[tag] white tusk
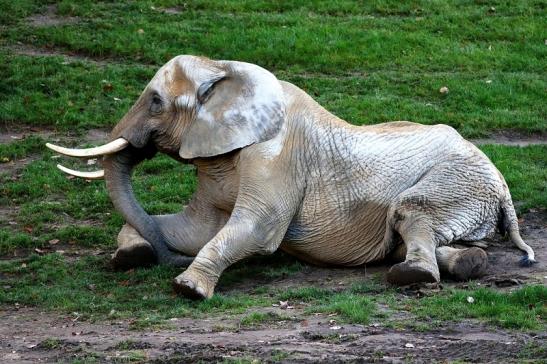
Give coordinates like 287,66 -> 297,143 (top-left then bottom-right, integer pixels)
56,164 -> 105,180
46,138 -> 129,158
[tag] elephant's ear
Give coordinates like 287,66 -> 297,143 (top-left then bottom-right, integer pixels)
179,61 -> 286,159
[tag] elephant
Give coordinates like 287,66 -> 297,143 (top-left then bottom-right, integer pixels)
47,55 -> 536,299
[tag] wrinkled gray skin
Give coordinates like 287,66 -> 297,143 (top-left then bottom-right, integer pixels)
95,56 -> 533,299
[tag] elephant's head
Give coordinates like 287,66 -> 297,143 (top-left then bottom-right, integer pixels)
46,55 -> 286,262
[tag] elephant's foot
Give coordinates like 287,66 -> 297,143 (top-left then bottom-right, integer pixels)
449,247 -> 488,281
111,244 -> 156,270
111,224 -> 156,270
387,259 -> 440,285
172,268 -> 217,300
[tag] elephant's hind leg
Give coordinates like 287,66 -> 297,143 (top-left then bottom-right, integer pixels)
389,244 -> 488,281
111,223 -> 157,270
386,214 -> 440,285
386,159 -> 504,285
436,246 -> 488,280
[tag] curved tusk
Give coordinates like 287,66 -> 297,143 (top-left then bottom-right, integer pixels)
57,164 -> 105,180
46,138 -> 129,158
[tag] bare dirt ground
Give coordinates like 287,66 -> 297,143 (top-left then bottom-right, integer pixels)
26,5 -> 79,28
0,126 -> 109,177
7,43 -> 117,67
1,211 -> 545,363
1,305 -> 545,363
0,125 -> 109,146
0,126 -> 55,145
471,130 -> 547,147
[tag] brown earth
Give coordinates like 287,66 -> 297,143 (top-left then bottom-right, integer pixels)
0,125 -> 109,146
471,130 -> 547,147
0,125 -> 55,145
8,43 -> 115,67
1,306 -> 545,363
0,126 -> 109,178
26,5 -> 79,27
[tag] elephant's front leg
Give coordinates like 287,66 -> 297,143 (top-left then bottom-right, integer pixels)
172,208 -> 292,299
111,201 -> 230,270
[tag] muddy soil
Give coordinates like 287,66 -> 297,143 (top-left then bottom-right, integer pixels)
0,125 -> 56,145
0,125 -> 109,146
26,5 -> 79,27
471,130 -> 547,147
7,43 -> 114,67
223,210 -> 547,295
1,306 -> 545,363
0,126 -> 109,176
0,211 -> 545,363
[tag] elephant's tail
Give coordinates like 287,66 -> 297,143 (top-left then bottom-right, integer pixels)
498,198 -> 536,267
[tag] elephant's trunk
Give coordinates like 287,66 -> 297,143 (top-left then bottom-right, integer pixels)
103,146 -> 169,264
47,137 -> 191,266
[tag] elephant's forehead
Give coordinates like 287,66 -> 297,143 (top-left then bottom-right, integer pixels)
150,56 -> 219,96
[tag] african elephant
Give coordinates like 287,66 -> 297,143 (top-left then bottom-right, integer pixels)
47,55 -> 536,299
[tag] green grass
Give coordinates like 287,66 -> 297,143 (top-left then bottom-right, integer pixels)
411,285 -> 547,330
270,350 -> 291,362
276,286 -> 379,324
0,251 -> 545,330
1,249 -> 377,324
0,135 -> 47,161
0,0 -> 48,25
39,338 -> 63,350
2,52 -> 545,135
0,52 -> 152,129
0,253 -> 270,324
0,148 -> 196,253
239,311 -> 287,327
114,340 -> 150,351
309,292 -> 377,324
481,145 -> 547,211
4,1 -> 545,74
1,0 -> 545,135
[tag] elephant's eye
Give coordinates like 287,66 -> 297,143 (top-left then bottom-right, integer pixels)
197,77 -> 225,104
149,94 -> 163,114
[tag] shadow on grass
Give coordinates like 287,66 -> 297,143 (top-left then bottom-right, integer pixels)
218,251 -> 305,290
